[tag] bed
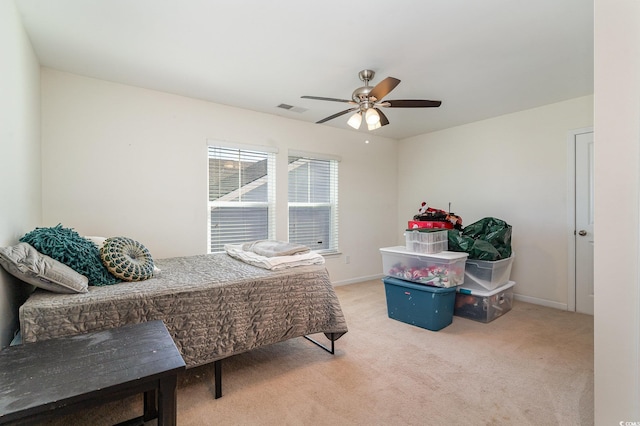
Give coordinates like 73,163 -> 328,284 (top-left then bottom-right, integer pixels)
18,252 -> 348,395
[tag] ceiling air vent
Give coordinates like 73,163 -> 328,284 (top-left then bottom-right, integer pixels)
277,104 -> 307,113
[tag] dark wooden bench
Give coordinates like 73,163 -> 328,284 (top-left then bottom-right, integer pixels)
0,320 -> 185,425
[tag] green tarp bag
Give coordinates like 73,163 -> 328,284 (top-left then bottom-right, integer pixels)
448,217 -> 512,261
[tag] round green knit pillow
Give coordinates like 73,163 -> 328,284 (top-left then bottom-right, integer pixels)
100,237 -> 154,282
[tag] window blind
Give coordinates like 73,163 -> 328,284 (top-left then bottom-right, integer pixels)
288,155 -> 339,254
208,145 -> 275,253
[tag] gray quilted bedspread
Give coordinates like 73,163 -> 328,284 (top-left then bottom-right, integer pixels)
19,253 -> 348,367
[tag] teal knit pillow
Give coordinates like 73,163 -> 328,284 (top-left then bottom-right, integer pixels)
20,224 -> 121,286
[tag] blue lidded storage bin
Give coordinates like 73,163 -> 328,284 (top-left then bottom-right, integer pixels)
383,276 -> 456,331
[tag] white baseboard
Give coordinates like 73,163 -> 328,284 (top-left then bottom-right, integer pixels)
514,293 -> 568,311
332,274 -> 384,286
332,277 -> 570,312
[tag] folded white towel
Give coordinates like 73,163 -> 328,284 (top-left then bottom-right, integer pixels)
224,244 -> 324,270
241,240 -> 310,258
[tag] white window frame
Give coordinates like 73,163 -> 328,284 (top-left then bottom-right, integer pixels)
207,141 -> 277,253
287,150 -> 340,254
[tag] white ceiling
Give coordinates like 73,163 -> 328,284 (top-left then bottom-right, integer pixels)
15,0 -> 594,140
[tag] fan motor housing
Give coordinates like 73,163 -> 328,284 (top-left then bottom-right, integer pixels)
352,86 -> 372,103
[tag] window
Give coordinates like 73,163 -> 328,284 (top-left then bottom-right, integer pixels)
208,144 -> 276,253
288,152 -> 339,254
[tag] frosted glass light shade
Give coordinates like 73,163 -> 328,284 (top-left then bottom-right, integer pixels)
367,121 -> 382,131
347,112 -> 362,129
365,108 -> 380,125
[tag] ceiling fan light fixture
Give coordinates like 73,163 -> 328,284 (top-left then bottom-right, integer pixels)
347,111 -> 362,129
302,69 -> 442,130
365,108 -> 380,125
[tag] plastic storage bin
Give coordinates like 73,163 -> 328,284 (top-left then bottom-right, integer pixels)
380,246 -> 468,287
383,277 -> 456,331
464,254 -> 515,290
454,281 -> 515,323
404,229 -> 448,254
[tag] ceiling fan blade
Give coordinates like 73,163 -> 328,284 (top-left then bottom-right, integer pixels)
384,99 -> 442,108
369,77 -> 401,101
375,108 -> 390,126
316,107 -> 359,124
301,95 -> 355,104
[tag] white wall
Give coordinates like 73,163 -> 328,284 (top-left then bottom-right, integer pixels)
41,69 -> 398,285
397,96 -> 594,308
0,0 -> 41,348
593,0 -> 640,422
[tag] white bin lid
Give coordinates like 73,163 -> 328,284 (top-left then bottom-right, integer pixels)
456,280 -> 515,296
379,246 -> 468,260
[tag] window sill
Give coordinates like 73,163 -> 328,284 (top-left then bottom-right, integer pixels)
319,251 -> 342,258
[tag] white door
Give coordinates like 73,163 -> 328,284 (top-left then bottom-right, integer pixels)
575,131 -> 594,315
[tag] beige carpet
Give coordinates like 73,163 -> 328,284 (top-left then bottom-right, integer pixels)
44,279 -> 594,426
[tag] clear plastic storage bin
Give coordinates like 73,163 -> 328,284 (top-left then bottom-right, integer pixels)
464,254 -> 514,290
404,229 -> 448,254
380,246 -> 468,288
454,281 -> 515,323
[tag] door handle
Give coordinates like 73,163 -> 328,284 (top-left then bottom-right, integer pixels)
578,230 -> 587,236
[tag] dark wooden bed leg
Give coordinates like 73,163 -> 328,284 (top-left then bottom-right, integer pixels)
214,359 -> 222,399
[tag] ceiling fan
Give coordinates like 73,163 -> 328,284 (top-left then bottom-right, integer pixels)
301,69 -> 441,131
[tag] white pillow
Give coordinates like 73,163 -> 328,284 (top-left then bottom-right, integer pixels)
0,242 -> 88,294
85,235 -> 107,250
